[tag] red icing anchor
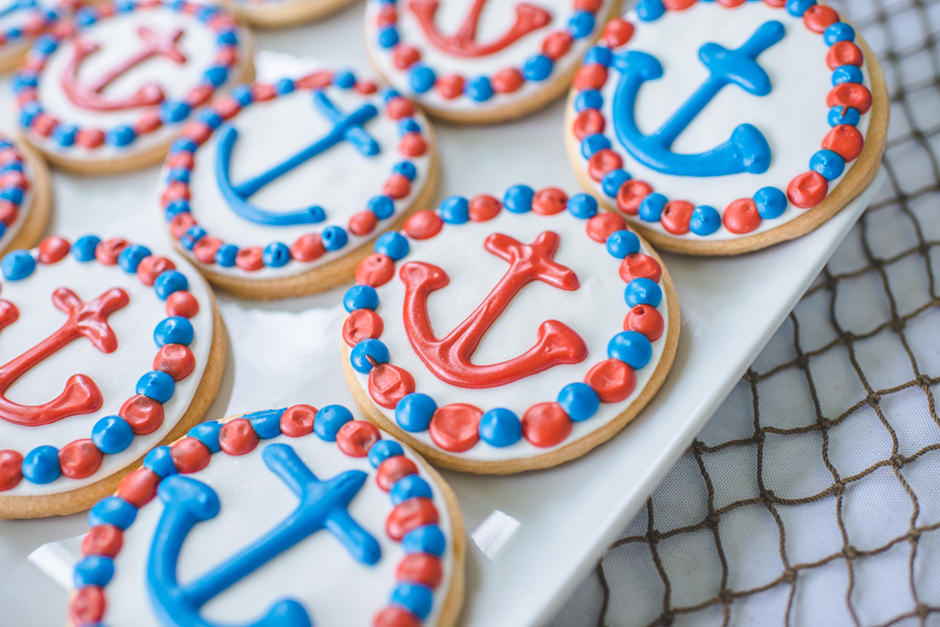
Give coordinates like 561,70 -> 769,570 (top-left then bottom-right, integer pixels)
0,287 -> 130,427
400,231 -> 587,389
408,0 -> 551,57
61,26 -> 187,111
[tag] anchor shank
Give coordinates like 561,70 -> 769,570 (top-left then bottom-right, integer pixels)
454,0 -> 487,42
652,78 -> 723,150
0,324 -> 81,395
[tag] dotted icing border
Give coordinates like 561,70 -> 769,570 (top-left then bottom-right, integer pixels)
13,0 -> 244,153
570,0 -> 872,238
161,70 -> 431,273
0,136 -> 32,243
369,0 -> 605,105
69,405 -> 451,627
0,235 -> 205,491
0,0 -> 77,51
343,185 -> 669,455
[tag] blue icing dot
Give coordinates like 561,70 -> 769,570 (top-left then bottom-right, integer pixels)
580,134 -> 611,159
91,415 -> 133,454
74,556 -> 114,588
584,46 -> 613,67
567,193 -> 598,219
350,339 -> 389,373
636,0 -> 665,22
159,100 -> 190,123
639,193 -> 667,222
375,232 -> 409,260
786,0 -> 816,18
690,205 -> 721,236
88,496 -> 136,529
828,106 -> 860,127
369,195 -> 396,219
321,226 -> 348,251
188,421 -> 222,453
1,250 -> 35,280
606,230 -> 640,258
368,440 -> 404,468
567,11 -> 595,39
314,405 -> 353,441
378,26 -> 399,49
334,70 -> 356,88
465,76 -> 494,102
608,331 -> 653,369
117,244 -> 151,273
248,409 -> 282,439
832,65 -> 863,86
22,445 -> 60,484
574,89 -> 602,112
402,525 -> 446,556
344,285 -> 379,312
391,583 -> 434,620
602,169 -> 631,198
625,277 -> 663,308
503,185 -> 534,213
53,124 -> 77,147
440,196 -> 470,224
106,125 -> 135,147
478,408 -> 522,447
393,161 -> 417,181
754,187 -> 788,220
557,382 -> 599,422
274,78 -> 295,95
154,316 -> 194,347
143,446 -> 176,477
154,270 -> 189,299
215,244 -> 238,267
811,149 -> 846,180
825,22 -> 855,46
409,65 -> 436,93
136,370 -> 175,403
390,475 -> 432,505
395,393 -> 436,432
523,54 -> 553,81
263,242 -> 290,268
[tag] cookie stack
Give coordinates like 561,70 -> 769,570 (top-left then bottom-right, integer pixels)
0,0 -> 887,625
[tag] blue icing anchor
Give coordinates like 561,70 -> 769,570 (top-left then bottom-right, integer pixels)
0,0 -> 37,19
147,442 -> 381,627
611,20 -> 786,178
215,91 -> 381,227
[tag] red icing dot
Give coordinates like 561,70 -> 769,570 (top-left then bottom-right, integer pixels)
369,364 -> 416,409
349,210 -> 379,236
436,74 -> 465,99
404,210 -> 443,239
823,125 -> 864,161
251,83 -> 277,101
356,253 -> 396,287
374,606 -> 421,627
585,358 -> 636,403
280,404 -> 317,437
762,0 -> 786,6
574,0 -> 601,10
723,198 -> 762,234
587,148 -> 623,182
826,83 -> 872,114
59,439 -> 103,479
616,180 -> 653,215
469,194 -> 502,221
383,174 -> 412,199
186,84 -> 214,107
120,395 -> 164,435
0,449 -> 23,491
69,585 -> 105,626
0,171 -> 27,190
235,247 -> 264,271
573,108 -> 605,140
491,68 -> 523,93
291,233 -> 326,262
665,0 -> 698,8
171,437 -> 211,473
586,211 -> 626,243
716,0 -> 745,6
166,291 -> 199,318
171,151 -> 197,171
76,128 -> 105,149
295,71 -> 333,89
154,344 -> 195,381
95,238 -> 129,265
386,498 -> 439,541
624,304 -> 664,341
116,468 -> 160,507
532,187 -> 567,215
182,121 -> 211,145
137,255 -> 176,286
213,96 -> 241,120
343,309 -> 385,346
787,171 -> 829,209
386,97 -> 415,120
826,41 -> 863,70
376,4 -> 397,26
81,524 -> 123,557
619,253 -> 662,283
541,31 -> 573,60
399,133 -> 427,157
336,420 -> 381,458
31,113 -> 57,137
356,80 -> 378,95
573,64 -> 608,90
162,181 -> 191,206
169,214 -> 195,239
392,45 -> 421,70
0,201 -> 17,226
376,455 -> 418,491
803,5 -> 839,32
660,200 -> 693,235
219,418 -> 260,456
522,402 -> 572,448
37,236 -> 69,263
396,553 -> 443,588
429,404 -> 482,452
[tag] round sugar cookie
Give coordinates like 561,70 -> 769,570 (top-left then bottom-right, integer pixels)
0,133 -> 53,256
0,0 -> 77,74
0,235 -> 226,519
68,406 -> 465,627
223,0 -> 357,28
341,185 -> 679,473
13,0 -> 254,174
159,70 -> 438,300
364,0 -> 622,123
564,0 -> 888,255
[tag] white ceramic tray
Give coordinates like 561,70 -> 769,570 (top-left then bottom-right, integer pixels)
0,7 -> 886,625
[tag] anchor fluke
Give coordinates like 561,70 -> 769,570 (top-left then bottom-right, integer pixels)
730,123 -> 771,174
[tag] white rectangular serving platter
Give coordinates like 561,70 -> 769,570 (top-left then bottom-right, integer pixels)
0,6 -> 886,625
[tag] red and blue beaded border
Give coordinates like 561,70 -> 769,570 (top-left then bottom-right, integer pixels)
161,70 -> 431,274
68,405 -> 451,627
0,235 -> 204,492
370,0 -> 606,104
0,137 -> 32,242
13,0 -> 243,152
343,185 -> 669,454
570,0 -> 872,237
0,0 -> 78,51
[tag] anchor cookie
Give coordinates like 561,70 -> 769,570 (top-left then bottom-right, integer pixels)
0,235 -> 225,518
68,406 -> 465,627
365,0 -> 622,122
223,0 -> 357,29
0,0 -> 77,73
0,133 -> 53,257
13,0 -> 254,174
159,70 -> 438,300
341,185 -> 679,473
565,0 -> 888,255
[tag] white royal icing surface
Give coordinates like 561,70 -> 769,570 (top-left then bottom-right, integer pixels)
177,83 -> 433,280
575,3 -> 872,241
365,0 -> 615,112
352,208 -> 671,462
0,141 -> 34,254
33,6 -> 249,160
102,430 -> 455,626
0,246 -> 214,496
